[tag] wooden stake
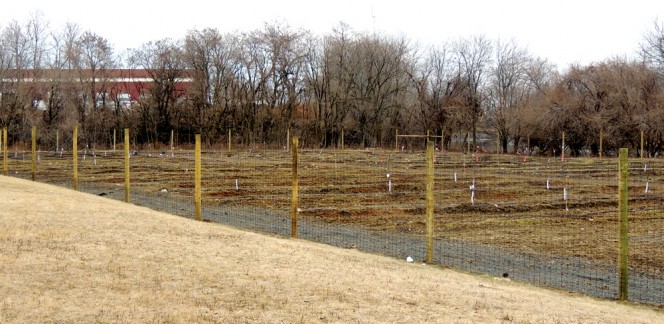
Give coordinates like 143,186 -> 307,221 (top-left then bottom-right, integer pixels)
31,126 -> 36,181
3,128 -> 7,176
467,131 -> 471,155
170,129 -> 174,152
640,129 -> 644,159
441,129 -> 444,151
561,131 -> 565,161
73,126 -> 78,190
291,136 -> 299,238
618,148 -> 629,301
228,129 -> 232,152
124,128 -> 130,203
395,129 -> 399,151
195,134 -> 202,221
599,128 -> 603,160
425,140 -> 435,264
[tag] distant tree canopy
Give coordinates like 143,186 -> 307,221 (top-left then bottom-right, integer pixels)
1,15 -> 664,156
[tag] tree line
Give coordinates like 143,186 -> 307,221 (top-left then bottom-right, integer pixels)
1,13 -> 664,156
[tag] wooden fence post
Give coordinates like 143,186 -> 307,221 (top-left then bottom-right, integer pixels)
228,129 -> 232,152
113,129 -> 116,151
31,126 -> 36,181
640,129 -> 644,159
618,148 -> 629,301
286,128 -> 290,152
426,140 -> 435,264
195,134 -> 202,221
124,128 -> 130,203
3,128 -> 7,176
341,128 -> 344,150
441,129 -> 445,151
291,136 -> 299,238
561,131 -> 565,161
170,129 -> 174,155
467,131 -> 471,155
395,129 -> 399,151
73,126 -> 78,190
599,128 -> 603,160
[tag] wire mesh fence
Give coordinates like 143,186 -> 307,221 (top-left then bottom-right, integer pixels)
2,130 -> 663,306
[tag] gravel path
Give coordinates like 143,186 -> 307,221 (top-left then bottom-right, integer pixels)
67,182 -> 664,306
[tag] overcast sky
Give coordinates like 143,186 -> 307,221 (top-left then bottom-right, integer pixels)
1,0 -> 663,70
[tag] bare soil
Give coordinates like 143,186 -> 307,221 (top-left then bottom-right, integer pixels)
14,148 -> 663,275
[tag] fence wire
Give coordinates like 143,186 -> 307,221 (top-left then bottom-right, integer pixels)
2,139 -> 663,306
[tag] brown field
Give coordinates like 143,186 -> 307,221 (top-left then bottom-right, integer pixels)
1,176 -> 663,323
11,147 -> 664,276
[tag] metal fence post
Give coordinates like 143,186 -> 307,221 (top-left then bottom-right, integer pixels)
291,136 -> 299,239
426,140 -> 435,264
618,147 -> 629,301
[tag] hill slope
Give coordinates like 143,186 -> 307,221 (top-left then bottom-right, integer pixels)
0,176 -> 661,323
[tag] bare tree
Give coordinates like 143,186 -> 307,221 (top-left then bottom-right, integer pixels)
0,20 -> 32,142
351,33 -> 410,147
453,35 -> 493,149
640,19 -> 664,77
488,39 -> 530,153
130,38 -> 185,145
26,11 -> 49,70
406,44 -> 460,148
304,22 -> 361,147
70,31 -> 114,147
257,21 -> 308,144
184,28 -> 242,142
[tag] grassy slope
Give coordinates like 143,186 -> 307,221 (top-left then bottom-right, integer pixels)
0,176 -> 662,323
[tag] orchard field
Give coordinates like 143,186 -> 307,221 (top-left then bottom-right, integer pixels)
7,146 -> 663,278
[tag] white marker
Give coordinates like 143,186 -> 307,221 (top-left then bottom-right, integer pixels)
387,173 -> 392,192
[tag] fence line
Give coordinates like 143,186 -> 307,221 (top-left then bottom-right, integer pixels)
1,127 -> 662,305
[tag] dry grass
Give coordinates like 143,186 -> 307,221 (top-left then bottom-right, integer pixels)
0,176 -> 662,323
